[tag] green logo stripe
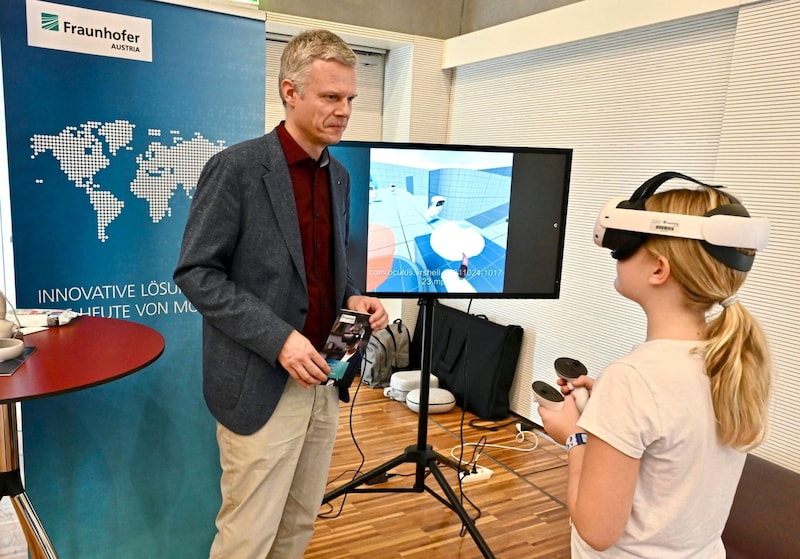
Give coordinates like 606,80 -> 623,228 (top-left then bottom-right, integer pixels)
41,13 -> 59,32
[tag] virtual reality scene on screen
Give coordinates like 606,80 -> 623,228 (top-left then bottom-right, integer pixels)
331,141 -> 571,299
365,147 -> 512,295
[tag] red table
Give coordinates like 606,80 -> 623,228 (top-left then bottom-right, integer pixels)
0,317 -> 165,559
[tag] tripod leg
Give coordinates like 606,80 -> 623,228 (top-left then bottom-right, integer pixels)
322,452 -> 411,503
426,461 -> 495,559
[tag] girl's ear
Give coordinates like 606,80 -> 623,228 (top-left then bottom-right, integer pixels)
649,254 -> 671,286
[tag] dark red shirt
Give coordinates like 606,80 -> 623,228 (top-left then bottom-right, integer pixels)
276,123 -> 336,350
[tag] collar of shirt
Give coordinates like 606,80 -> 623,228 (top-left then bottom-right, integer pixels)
276,121 -> 330,168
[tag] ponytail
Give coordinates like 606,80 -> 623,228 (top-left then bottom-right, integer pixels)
704,301 -> 771,450
644,187 -> 772,451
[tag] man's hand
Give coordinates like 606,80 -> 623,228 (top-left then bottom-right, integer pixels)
346,295 -> 389,331
278,330 -> 331,388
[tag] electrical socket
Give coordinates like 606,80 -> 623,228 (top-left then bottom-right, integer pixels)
460,465 -> 493,484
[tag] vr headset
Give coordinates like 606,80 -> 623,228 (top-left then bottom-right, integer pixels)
593,172 -> 770,271
341,328 -> 363,344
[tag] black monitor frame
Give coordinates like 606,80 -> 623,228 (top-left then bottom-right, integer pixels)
331,140 -> 572,299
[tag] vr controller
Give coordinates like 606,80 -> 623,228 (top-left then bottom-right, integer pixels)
532,357 -> 589,413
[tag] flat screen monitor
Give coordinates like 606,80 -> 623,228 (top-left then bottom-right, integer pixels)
330,141 -> 572,299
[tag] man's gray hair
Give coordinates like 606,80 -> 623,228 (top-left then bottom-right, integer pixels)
279,29 -> 358,106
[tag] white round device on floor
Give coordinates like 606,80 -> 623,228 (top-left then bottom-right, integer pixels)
406,388 -> 456,414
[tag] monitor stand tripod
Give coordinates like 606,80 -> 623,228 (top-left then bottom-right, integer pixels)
322,297 -> 495,558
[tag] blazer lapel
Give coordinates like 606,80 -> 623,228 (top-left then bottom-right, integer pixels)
261,133 -> 306,288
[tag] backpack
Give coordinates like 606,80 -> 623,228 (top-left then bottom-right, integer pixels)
362,318 -> 412,388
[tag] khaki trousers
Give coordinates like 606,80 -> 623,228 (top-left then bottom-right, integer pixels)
209,381 -> 340,559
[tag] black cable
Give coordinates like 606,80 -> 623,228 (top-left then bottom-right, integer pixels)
468,418 -> 518,431
454,298 -> 482,531
459,492 -> 483,537
469,436 -> 486,469
318,357 -> 369,519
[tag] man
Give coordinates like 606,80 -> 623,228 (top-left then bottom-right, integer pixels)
174,29 -> 388,559
337,336 -> 364,397
340,339 -> 362,364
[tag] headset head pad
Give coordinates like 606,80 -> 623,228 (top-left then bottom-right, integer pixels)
593,172 -> 769,271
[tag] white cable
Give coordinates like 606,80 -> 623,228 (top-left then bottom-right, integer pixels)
449,428 -> 539,466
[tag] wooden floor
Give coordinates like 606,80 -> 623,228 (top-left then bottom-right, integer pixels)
1,380 -> 571,559
307,380 -> 571,559
0,502 -> 26,559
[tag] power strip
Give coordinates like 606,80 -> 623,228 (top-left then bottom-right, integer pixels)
459,465 -> 493,484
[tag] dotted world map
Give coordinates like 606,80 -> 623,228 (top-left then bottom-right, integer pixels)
30,119 -> 227,241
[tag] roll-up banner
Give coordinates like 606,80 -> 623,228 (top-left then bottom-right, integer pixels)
0,0 -> 265,555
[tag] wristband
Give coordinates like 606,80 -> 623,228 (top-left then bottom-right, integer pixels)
565,432 -> 588,452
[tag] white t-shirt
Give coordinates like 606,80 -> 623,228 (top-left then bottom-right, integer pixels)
573,339 -> 746,559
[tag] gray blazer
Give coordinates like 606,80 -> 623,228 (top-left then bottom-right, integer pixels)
174,130 -> 360,435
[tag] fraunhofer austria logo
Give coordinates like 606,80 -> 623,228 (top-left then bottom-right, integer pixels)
26,0 -> 153,62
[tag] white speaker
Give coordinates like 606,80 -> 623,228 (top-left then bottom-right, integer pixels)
384,370 -> 439,403
406,387 -> 456,414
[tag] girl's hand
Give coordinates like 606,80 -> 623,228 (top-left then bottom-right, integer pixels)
556,375 -> 595,396
538,394 -> 582,445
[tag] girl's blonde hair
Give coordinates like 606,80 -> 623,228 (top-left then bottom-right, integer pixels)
644,187 -> 771,450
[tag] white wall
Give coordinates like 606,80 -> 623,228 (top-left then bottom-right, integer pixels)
443,0 -> 758,68
442,0 -> 800,472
